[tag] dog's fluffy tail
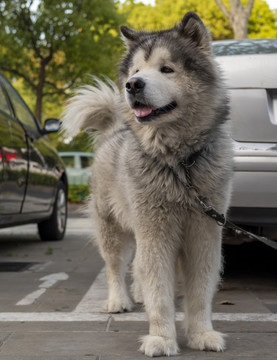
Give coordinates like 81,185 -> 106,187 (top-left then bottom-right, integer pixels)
62,77 -> 122,137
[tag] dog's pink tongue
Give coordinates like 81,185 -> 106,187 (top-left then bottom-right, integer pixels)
134,107 -> 152,118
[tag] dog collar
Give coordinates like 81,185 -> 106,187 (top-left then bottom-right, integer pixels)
180,148 -> 205,168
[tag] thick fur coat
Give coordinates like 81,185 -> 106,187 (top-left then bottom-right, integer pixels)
62,12 -> 233,357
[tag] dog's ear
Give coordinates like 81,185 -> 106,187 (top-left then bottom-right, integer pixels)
121,26 -> 140,49
177,12 -> 211,53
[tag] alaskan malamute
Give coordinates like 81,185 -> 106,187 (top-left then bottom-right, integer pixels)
63,12 -> 232,357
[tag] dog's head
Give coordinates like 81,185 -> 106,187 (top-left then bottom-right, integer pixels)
119,12 -> 218,125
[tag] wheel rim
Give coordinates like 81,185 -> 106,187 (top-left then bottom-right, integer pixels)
57,188 -> 67,233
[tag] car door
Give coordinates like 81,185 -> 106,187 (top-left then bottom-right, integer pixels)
0,78 -> 28,215
1,76 -> 58,213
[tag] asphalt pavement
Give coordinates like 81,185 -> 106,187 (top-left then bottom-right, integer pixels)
0,202 -> 277,359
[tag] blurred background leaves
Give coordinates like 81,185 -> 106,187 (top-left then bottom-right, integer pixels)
0,0 -> 276,152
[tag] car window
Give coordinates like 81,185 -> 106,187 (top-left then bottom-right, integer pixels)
61,156 -> 75,168
0,85 -> 11,116
80,156 -> 93,168
213,39 -> 277,56
0,76 -> 38,133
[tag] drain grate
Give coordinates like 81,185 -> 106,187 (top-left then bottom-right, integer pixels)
0,262 -> 37,272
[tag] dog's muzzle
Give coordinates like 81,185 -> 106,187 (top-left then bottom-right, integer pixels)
125,76 -> 177,122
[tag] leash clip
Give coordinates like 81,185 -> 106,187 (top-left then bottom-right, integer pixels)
204,207 -> 227,226
195,196 -> 226,226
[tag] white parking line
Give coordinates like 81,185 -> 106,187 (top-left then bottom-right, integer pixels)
0,311 -> 276,323
16,273 -> 69,306
0,312 -> 109,322
1,267 -> 277,322
73,267 -> 107,313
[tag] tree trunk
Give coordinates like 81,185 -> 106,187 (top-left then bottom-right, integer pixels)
215,0 -> 255,39
230,0 -> 250,39
35,60 -> 46,123
232,13 -> 248,39
35,90 -> 43,124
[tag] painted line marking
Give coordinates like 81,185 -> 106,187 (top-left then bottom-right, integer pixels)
16,288 -> 47,306
16,272 -> 69,306
0,312 -> 109,322
0,267 -> 276,322
0,312 -> 276,323
73,267 -> 107,313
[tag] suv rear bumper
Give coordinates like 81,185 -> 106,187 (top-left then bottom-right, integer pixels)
228,207 -> 277,226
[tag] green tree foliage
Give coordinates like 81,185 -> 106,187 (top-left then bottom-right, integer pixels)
0,0 -> 125,123
155,0 -> 233,39
55,130 -> 93,152
120,0 -> 276,40
119,0 -> 160,30
120,0 -> 233,39
248,0 -> 277,38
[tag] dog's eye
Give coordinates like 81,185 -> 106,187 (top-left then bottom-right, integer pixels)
161,66 -> 174,74
135,69 -> 139,73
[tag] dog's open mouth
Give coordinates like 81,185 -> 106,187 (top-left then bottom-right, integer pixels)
133,101 -> 177,122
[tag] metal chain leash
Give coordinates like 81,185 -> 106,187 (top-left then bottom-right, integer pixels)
172,160 -> 277,250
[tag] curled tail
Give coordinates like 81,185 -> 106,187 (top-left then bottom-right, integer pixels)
62,78 -> 122,137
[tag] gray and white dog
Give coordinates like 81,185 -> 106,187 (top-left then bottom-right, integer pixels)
63,12 -> 233,357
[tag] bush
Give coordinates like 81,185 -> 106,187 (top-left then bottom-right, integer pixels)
68,184 -> 90,203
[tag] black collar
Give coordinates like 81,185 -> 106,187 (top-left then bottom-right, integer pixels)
180,148 -> 205,168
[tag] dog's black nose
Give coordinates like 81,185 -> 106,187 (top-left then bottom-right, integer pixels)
126,77 -> 145,95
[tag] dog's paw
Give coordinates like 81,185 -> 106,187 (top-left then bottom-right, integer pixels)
187,330 -> 226,352
104,296 -> 133,313
139,335 -> 179,357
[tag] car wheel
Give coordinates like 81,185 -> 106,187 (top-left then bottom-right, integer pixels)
38,182 -> 67,241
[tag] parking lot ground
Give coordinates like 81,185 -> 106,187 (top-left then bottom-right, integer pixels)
0,203 -> 277,359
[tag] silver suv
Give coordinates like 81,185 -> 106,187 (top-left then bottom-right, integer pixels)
214,39 -> 277,240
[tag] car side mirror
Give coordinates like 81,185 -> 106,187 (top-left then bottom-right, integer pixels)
41,118 -> 62,134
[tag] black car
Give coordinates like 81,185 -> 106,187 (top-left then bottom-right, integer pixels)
0,73 -> 68,240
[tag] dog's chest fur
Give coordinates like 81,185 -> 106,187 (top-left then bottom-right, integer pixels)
92,123 -> 231,232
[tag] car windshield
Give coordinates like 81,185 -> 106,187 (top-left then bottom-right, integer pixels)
81,156 -> 93,168
212,39 -> 277,56
61,156 -> 74,168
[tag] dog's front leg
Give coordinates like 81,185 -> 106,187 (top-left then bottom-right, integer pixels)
95,214 -> 134,313
134,233 -> 179,357
182,218 -> 226,352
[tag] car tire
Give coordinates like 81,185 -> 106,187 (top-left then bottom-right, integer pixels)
38,181 -> 67,241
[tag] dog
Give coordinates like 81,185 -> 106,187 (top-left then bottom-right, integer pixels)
62,12 -> 233,357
